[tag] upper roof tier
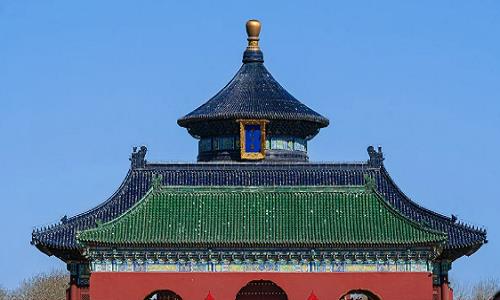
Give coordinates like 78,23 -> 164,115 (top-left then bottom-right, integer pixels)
177,20 -> 329,139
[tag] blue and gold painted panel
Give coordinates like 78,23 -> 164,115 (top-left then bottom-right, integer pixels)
244,124 -> 262,153
239,119 -> 268,160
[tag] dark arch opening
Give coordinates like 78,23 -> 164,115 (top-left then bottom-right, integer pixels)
145,290 -> 182,300
236,280 -> 288,300
339,290 -> 380,300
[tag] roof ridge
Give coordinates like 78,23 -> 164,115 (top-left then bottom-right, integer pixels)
144,161 -> 370,166
156,185 -> 367,193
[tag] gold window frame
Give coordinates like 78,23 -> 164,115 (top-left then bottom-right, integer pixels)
238,119 -> 268,160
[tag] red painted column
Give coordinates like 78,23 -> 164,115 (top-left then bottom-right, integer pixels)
433,285 -> 441,300
433,282 -> 454,300
441,282 -> 453,300
68,282 -> 79,300
90,272 -> 435,300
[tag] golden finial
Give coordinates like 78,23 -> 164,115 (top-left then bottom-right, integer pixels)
246,19 -> 261,51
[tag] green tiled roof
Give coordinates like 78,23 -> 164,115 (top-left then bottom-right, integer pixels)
77,186 -> 447,248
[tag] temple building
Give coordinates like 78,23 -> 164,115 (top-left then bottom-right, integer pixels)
31,20 -> 487,300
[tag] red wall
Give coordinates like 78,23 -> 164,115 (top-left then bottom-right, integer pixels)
90,272 -> 434,300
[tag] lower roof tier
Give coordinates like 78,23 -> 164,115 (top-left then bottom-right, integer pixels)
77,185 -> 446,248
32,161 -> 486,261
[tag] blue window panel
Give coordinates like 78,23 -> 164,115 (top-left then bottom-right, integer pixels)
294,138 -> 307,152
221,136 -> 235,150
245,124 -> 261,153
199,138 -> 212,152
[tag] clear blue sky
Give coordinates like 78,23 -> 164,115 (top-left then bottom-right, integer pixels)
0,0 -> 499,290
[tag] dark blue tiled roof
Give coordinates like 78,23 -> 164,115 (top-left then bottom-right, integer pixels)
177,61 -> 329,129
32,162 -> 486,258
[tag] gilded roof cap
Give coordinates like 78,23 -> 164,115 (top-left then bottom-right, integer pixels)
243,19 -> 264,63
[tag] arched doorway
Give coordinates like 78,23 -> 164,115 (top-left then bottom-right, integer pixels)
236,280 -> 288,300
339,290 -> 380,300
145,290 -> 182,300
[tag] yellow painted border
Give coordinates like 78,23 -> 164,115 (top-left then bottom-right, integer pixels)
238,119 -> 268,160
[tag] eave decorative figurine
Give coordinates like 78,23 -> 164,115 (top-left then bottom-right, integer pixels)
32,19 -> 486,300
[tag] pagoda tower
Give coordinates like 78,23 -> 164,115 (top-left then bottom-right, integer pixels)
177,19 -> 328,162
32,20 -> 486,300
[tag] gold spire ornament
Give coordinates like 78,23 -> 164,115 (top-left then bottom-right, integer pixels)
246,19 -> 261,51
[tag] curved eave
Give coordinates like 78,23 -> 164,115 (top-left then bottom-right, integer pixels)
378,165 -> 487,254
441,242 -> 486,261
177,113 -> 329,129
31,168 -> 136,259
177,62 -> 329,130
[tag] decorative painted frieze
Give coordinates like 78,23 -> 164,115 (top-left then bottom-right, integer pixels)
87,249 -> 435,273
